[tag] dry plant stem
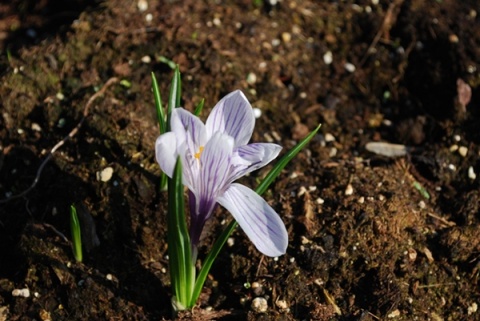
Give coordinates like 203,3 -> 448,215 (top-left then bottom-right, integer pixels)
0,77 -> 119,204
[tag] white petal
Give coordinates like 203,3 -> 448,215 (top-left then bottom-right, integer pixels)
171,108 -> 207,158
217,183 -> 288,257
206,90 -> 255,147
230,143 -> 282,182
155,132 -> 178,177
195,132 -> 234,220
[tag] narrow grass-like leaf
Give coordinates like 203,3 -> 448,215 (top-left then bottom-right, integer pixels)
192,124 -> 322,305
193,98 -> 205,116
167,65 -> 181,131
70,204 -> 83,262
157,56 -> 177,70
168,158 -> 195,309
151,72 -> 166,134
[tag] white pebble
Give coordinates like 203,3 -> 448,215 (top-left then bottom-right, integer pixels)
227,237 -> 235,247
145,13 -> 153,22
276,299 -> 289,310
137,0 -> 148,12
467,302 -> 478,315
345,184 -> 354,196
358,196 -> 365,204
12,288 -> 30,298
213,17 -> 221,26
453,134 -> 461,142
324,133 -> 335,142
106,274 -> 113,281
448,164 -> 456,171
418,200 -> 426,209
458,146 -> 468,157
251,297 -> 268,313
31,123 -> 42,132
96,167 -> 114,182
316,197 -> 325,204
141,55 -> 151,64
246,72 -> 257,85
323,51 -> 333,65
468,166 -> 476,180
344,62 -> 356,73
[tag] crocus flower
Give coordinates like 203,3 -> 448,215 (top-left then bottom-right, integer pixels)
155,90 -> 288,257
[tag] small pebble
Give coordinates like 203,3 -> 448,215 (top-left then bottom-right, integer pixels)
227,237 -> 235,247
31,123 -> 42,132
358,196 -> 365,204
345,184 -> 354,196
141,55 -> 151,63
467,302 -> 478,315
12,288 -> 30,298
344,62 -> 356,73
449,144 -> 459,152
276,299 -> 289,311
246,72 -> 257,85
458,146 -> 468,157
96,167 -> 114,182
323,51 -> 333,65
418,200 -> 426,209
145,13 -> 153,22
106,274 -> 113,281
468,166 -> 476,180
281,32 -> 291,43
387,309 -> 400,318
251,297 -> 268,313
324,133 -> 335,142
316,197 -> 325,205
448,164 -> 456,171
137,0 -> 148,12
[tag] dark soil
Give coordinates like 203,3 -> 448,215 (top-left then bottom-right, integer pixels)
1,0 -> 479,320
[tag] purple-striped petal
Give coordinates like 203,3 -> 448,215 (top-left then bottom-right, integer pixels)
155,132 -> 178,177
206,90 -> 255,147
195,132 -> 234,222
171,108 -> 207,159
217,183 -> 288,257
229,143 -> 282,182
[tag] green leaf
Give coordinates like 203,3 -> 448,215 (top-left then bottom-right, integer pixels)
157,56 -> 177,70
193,98 -> 205,116
167,65 -> 181,131
151,72 -> 166,134
167,158 -> 195,309
192,123 -> 322,305
70,204 -> 83,262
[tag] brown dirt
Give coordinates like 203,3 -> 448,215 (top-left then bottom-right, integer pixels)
1,0 -> 479,320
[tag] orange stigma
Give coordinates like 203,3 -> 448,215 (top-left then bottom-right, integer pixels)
194,146 -> 204,159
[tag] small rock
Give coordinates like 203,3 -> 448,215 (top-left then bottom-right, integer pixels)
251,297 -> 268,313
281,32 -> 291,43
345,184 -> 353,196
458,146 -> 468,157
252,108 -> 262,119
141,55 -> 151,63
468,166 -> 476,180
96,167 -> 114,182
246,72 -> 257,85
276,299 -> 289,311
344,62 -> 356,73
12,288 -> 30,298
137,0 -> 148,11
323,51 -> 333,64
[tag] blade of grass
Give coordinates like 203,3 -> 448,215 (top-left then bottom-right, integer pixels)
151,72 -> 166,134
167,65 -> 181,131
168,158 -> 195,309
191,124 -> 322,304
193,98 -> 205,116
70,204 -> 83,262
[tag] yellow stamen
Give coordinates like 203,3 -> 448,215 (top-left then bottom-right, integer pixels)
194,146 -> 204,159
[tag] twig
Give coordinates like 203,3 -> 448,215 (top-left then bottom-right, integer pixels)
0,77 -> 119,204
